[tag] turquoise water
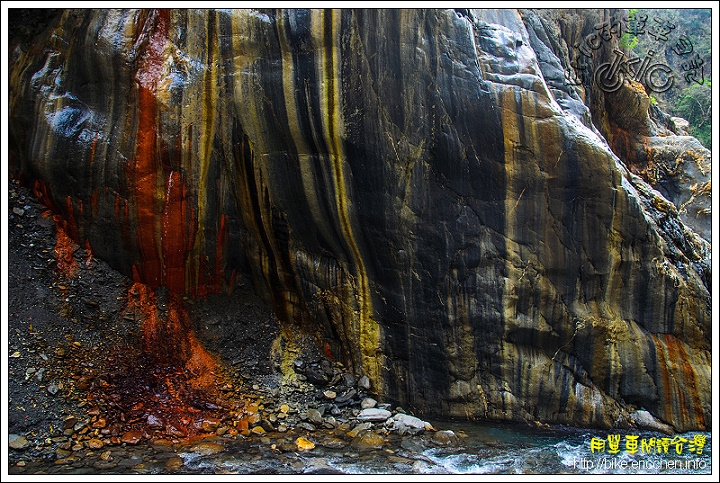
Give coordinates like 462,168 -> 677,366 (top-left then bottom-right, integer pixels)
12,419 -> 710,475
175,420 -> 712,475
405,420 -> 712,475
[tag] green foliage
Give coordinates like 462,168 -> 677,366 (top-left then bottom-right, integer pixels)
675,81 -> 712,149
620,32 -> 638,51
620,9 -> 639,51
628,9 -> 712,151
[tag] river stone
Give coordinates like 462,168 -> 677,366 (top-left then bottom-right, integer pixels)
147,414 -> 163,428
165,456 -> 183,471
631,410 -> 674,435
432,430 -> 459,446
165,425 -> 187,438
357,408 -> 391,422
392,421 -> 409,436
201,418 -> 221,432
297,422 -> 316,432
9,434 -> 29,450
352,430 -> 384,448
357,376 -> 371,390
393,413 -> 427,430
335,389 -> 357,404
87,438 -> 104,449
117,455 -> 143,467
295,437 -> 315,451
120,430 -> 143,445
306,408 -> 323,424
347,422 -> 373,438
343,374 -> 357,387
360,397 -> 377,409
63,416 -> 79,429
320,436 -> 347,449
401,437 -> 427,453
189,442 -> 224,455
55,456 -> 79,465
92,417 -> 107,429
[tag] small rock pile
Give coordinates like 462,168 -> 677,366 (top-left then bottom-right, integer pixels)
226,353 -> 447,445
7,177 -> 461,473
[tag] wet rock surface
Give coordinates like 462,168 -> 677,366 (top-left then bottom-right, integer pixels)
7,177 -> 455,474
6,180 -> 712,476
7,7 -> 711,439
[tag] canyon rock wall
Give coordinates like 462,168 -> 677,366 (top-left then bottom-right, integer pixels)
8,8 -> 711,431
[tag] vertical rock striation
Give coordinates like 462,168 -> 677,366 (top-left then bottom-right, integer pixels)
8,8 -> 710,431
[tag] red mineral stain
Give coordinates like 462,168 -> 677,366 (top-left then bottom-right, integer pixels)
26,11 -> 243,443
32,179 -> 60,213
64,196 -> 81,242
662,334 -> 706,429
325,341 -> 334,361
91,188 -> 99,216
88,281 -> 245,440
125,9 -> 170,289
651,334 -> 674,422
54,220 -> 78,280
162,171 -> 188,292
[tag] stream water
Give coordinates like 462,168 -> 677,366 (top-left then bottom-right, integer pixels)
13,419 -> 709,476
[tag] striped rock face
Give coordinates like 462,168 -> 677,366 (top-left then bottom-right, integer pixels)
9,9 -> 710,431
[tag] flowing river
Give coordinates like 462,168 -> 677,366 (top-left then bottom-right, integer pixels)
12,420 -> 710,476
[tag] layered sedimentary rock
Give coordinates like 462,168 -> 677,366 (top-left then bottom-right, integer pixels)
8,8 -> 711,431
522,8 -> 712,241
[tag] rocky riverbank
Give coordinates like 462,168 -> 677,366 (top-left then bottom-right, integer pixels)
7,177 -> 461,475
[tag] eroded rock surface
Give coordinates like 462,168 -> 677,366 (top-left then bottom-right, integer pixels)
8,8 -> 711,431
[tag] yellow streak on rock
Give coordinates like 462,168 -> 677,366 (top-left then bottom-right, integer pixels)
194,12 -> 218,290
277,14 -> 336,249
315,9 -> 382,392
498,87 -> 523,334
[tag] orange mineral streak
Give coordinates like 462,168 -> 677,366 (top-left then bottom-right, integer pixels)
126,282 -> 220,393
127,10 -> 169,289
161,170 -> 197,293
54,219 -> 79,280
31,181 -> 81,279
126,10 -> 215,296
64,195 -> 81,242
609,125 -> 637,166
662,334 -> 706,429
109,281 -> 244,441
653,334 -> 706,430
